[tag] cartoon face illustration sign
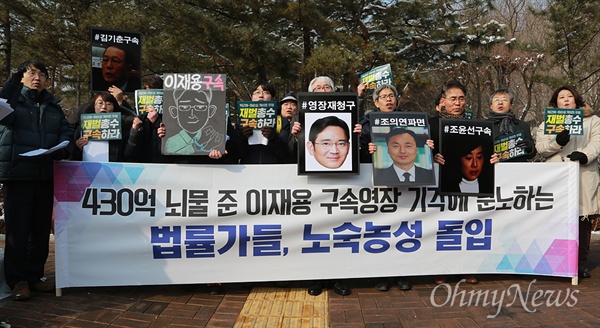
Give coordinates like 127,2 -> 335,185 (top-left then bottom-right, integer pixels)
161,73 -> 227,155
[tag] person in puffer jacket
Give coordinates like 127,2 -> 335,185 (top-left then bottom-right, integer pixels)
0,60 -> 74,301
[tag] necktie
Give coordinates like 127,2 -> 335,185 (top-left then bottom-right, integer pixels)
402,172 -> 411,182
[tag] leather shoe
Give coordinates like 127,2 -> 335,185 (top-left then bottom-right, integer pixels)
30,278 -> 55,293
12,281 -> 30,301
464,276 -> 479,284
397,277 -> 412,291
434,276 -> 447,284
579,267 -> 591,278
374,279 -> 391,291
333,282 -> 351,296
307,283 -> 322,296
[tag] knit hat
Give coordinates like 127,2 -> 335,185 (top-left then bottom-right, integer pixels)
281,91 -> 297,103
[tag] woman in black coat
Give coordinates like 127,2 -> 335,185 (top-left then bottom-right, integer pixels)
71,92 -> 135,162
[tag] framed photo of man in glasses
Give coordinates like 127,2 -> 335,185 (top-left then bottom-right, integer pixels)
297,92 -> 359,175
90,27 -> 142,93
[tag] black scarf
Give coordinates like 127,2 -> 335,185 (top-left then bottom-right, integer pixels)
488,111 -> 518,135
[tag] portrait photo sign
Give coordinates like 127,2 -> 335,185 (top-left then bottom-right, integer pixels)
90,27 -> 142,93
297,92 -> 359,175
370,112 -> 434,186
439,119 -> 495,197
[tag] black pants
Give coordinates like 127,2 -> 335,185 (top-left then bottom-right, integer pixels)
3,181 -> 53,288
579,217 -> 592,268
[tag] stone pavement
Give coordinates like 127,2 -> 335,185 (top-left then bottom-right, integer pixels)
0,240 -> 598,328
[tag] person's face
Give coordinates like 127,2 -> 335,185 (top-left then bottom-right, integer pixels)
175,91 -> 212,134
374,88 -> 397,112
387,133 -> 417,170
311,81 -> 333,92
441,88 -> 466,115
102,46 -> 130,86
306,125 -> 349,169
21,66 -> 48,92
557,89 -> 576,109
490,93 -> 511,113
94,97 -> 115,113
460,145 -> 484,181
251,86 -> 273,101
281,101 -> 297,120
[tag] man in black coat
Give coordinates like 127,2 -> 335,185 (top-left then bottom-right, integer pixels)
0,60 -> 73,301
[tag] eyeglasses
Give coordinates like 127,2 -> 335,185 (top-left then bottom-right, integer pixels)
94,101 -> 114,108
252,90 -> 271,96
492,97 -> 510,103
314,141 -> 348,149
377,93 -> 396,100
313,85 -> 333,92
178,105 -> 208,112
26,70 -> 47,79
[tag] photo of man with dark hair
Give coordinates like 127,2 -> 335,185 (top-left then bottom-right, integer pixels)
306,115 -> 351,170
374,128 -> 434,184
90,28 -> 142,93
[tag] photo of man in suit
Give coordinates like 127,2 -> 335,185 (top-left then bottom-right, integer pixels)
374,128 -> 434,184
92,43 -> 141,93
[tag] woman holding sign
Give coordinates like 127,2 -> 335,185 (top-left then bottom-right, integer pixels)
535,86 -> 600,279
71,92 -> 136,162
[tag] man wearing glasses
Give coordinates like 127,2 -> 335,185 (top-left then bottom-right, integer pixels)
359,84 -> 399,163
487,88 -> 536,161
0,60 -> 73,300
308,76 -> 335,92
99,44 -> 141,93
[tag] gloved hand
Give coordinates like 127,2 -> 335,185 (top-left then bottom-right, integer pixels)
241,125 -> 253,138
516,139 -> 533,153
9,70 -> 24,82
556,129 -> 570,146
261,126 -> 279,142
567,151 -> 588,164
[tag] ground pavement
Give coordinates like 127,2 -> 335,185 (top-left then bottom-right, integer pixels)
0,239 -> 598,328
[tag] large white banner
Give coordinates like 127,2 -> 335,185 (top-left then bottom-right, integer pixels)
53,162 -> 579,288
